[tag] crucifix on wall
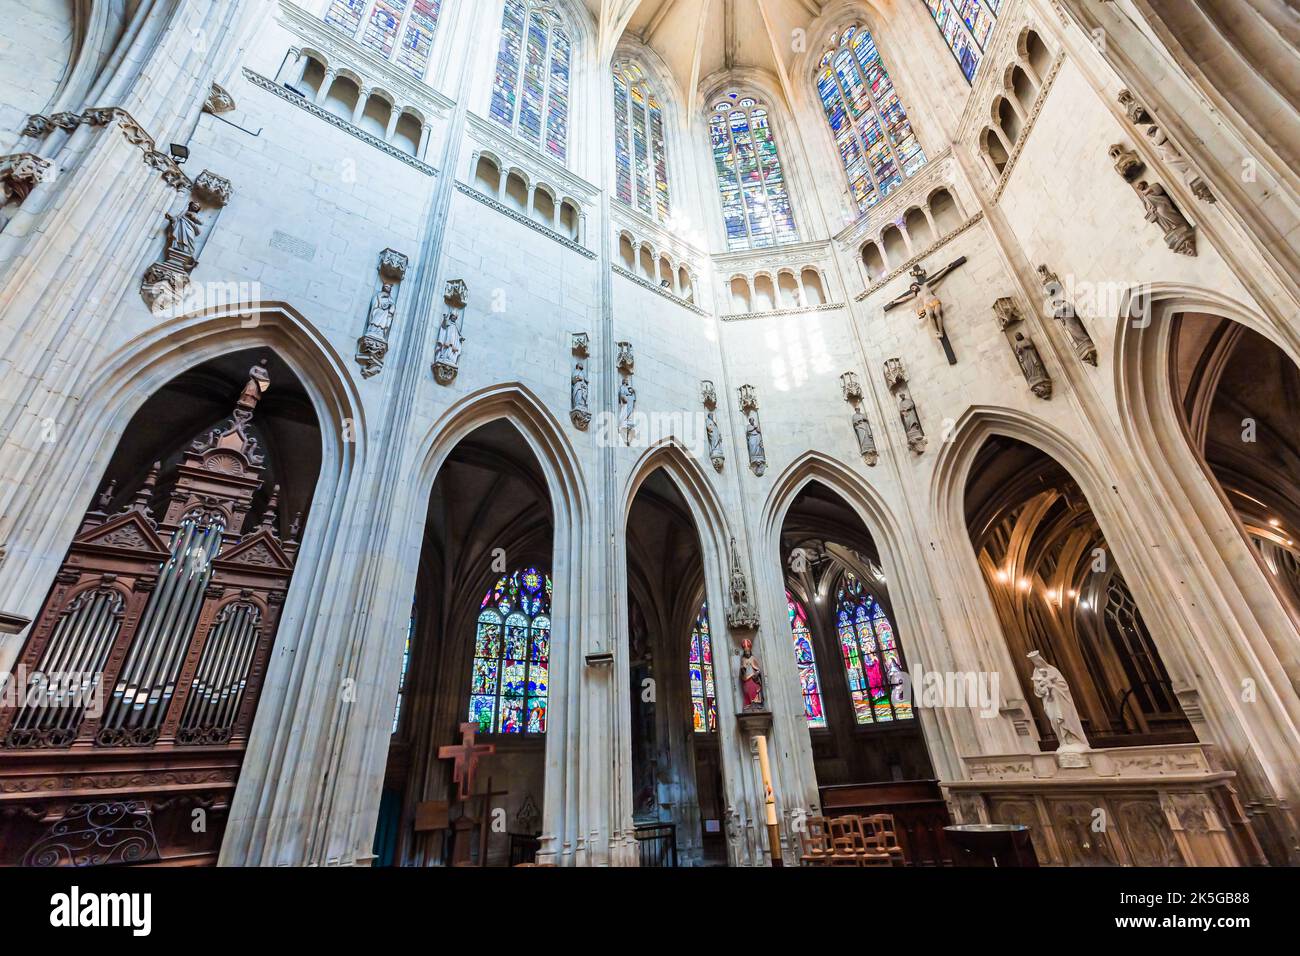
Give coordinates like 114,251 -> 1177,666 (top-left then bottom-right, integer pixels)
882,257 -> 968,365
438,721 -> 495,800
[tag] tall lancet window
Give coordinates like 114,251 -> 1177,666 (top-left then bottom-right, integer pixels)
922,0 -> 1000,83
469,567 -> 552,734
688,603 -> 717,732
490,0 -> 572,162
324,0 -> 443,78
709,92 -> 798,251
613,62 -> 671,221
835,573 -> 912,724
787,592 -> 826,728
816,24 -> 926,214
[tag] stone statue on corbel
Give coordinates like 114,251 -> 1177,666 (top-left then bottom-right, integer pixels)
1109,139 -> 1197,257
1117,90 -> 1215,204
432,279 -> 468,384
617,341 -> 636,444
139,169 -> 233,315
839,372 -> 878,465
993,298 -> 1052,399
701,380 -> 724,472
1036,264 -> 1099,366
354,248 -> 409,378
738,385 -> 766,476
570,333 -> 591,429
883,359 -> 925,454
725,537 -> 760,631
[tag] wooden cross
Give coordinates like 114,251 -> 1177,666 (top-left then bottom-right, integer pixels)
438,721 -> 495,800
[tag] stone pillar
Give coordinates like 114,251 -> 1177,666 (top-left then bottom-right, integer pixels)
352,87 -> 370,125
418,123 -> 431,158
385,105 -> 402,142
315,68 -> 337,105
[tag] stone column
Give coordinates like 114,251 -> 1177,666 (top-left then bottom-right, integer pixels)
385,105 -> 402,142
352,87 -> 370,125
315,68 -> 337,105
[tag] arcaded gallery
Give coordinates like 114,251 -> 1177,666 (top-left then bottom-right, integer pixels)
0,0 -> 1297,882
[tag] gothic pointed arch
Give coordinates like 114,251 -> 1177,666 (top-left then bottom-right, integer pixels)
0,348 -> 324,866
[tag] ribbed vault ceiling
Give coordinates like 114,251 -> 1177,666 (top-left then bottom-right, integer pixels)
585,0 -> 842,103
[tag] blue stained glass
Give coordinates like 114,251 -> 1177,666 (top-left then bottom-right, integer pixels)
468,567 -> 552,734
816,23 -> 927,215
787,593 -> 826,728
688,604 -> 717,732
490,0 -> 526,130
325,0 -> 366,34
710,94 -> 798,251
924,0 -> 998,83
490,2 -> 570,161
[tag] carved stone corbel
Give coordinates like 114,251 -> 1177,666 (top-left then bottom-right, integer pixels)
993,298 -> 1052,399
203,82 -> 236,115
738,385 -> 766,476
883,359 -> 925,454
1036,265 -> 1098,366
355,248 -> 409,379
569,333 -> 591,429
840,371 -> 878,465
21,115 -> 54,138
432,279 -> 468,384
0,153 -> 53,213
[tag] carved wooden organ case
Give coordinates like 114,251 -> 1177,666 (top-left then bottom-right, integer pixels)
0,362 -> 302,865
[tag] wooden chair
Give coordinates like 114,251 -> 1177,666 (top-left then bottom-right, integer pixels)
826,815 -> 892,866
798,816 -> 833,866
862,813 -> 906,866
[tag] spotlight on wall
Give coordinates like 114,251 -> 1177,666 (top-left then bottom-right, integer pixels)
169,143 -> 190,165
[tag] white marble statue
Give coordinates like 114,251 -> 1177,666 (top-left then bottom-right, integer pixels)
434,307 -> 463,369
1028,650 -> 1090,753
618,378 -> 636,441
745,409 -> 766,475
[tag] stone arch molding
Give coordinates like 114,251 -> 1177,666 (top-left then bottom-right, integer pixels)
761,450 -> 973,786
318,382 -> 594,867
1,299 -> 363,626
1110,284 -> 1300,832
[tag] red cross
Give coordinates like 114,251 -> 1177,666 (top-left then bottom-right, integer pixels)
438,722 -> 495,800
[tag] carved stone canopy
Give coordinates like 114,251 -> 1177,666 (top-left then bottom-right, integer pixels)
839,371 -> 863,402
203,82 -> 236,115
737,383 -> 759,412
725,537 -> 759,631
882,358 -> 908,390
381,248 -> 410,283
616,340 -> 634,372
700,380 -> 718,409
571,331 -> 590,356
192,169 -> 233,207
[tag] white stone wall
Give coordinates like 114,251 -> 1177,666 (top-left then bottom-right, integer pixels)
0,0 -> 1297,865
0,0 -> 72,151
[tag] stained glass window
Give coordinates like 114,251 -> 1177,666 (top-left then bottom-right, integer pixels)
613,63 -> 671,221
391,613 -> 413,734
490,0 -> 571,162
709,92 -> 799,252
816,25 -> 926,214
787,592 -> 826,728
923,0 -> 1000,84
323,0 -> 442,79
836,572 -> 911,724
689,603 -> 717,732
469,567 -> 552,734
